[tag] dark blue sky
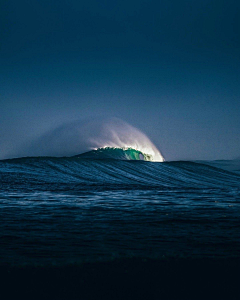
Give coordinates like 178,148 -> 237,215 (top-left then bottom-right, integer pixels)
1,0 -> 239,160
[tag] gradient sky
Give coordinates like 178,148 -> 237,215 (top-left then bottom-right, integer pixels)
1,0 -> 239,160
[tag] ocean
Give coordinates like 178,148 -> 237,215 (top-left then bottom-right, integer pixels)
0,150 -> 240,299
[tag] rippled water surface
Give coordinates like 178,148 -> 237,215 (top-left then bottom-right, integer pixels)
0,158 -> 240,266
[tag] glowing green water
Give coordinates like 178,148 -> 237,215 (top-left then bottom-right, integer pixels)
77,147 -> 153,161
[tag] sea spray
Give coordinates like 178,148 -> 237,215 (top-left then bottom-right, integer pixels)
14,118 -> 164,161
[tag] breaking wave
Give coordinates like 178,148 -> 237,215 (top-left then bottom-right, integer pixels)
14,118 -> 164,162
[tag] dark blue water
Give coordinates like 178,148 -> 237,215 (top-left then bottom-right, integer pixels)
1,157 -> 240,267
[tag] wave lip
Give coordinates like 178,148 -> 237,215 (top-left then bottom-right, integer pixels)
75,147 -> 153,161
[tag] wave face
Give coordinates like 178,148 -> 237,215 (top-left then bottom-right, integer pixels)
75,147 -> 152,161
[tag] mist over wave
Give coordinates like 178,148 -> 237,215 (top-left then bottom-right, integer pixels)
13,118 -> 164,162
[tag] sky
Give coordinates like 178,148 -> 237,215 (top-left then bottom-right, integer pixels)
0,0 -> 239,161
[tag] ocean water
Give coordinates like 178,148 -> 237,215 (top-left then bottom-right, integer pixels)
1,151 -> 240,299
1,153 -> 240,266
